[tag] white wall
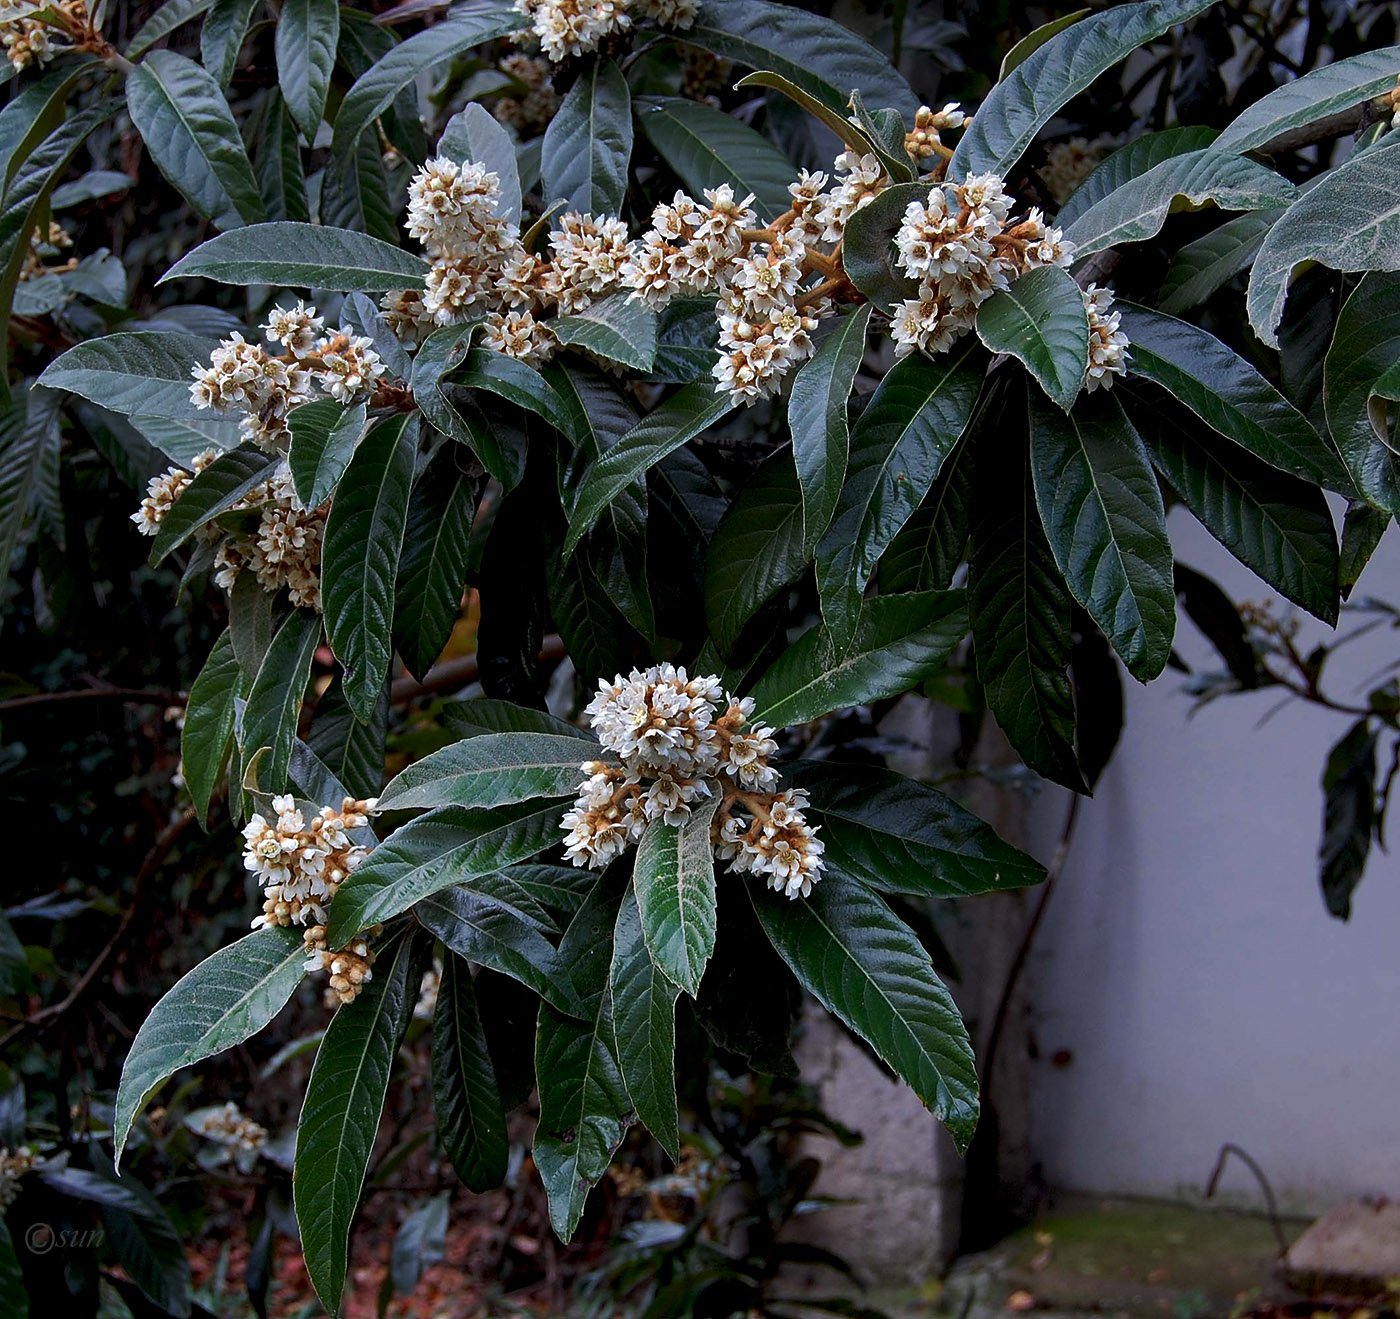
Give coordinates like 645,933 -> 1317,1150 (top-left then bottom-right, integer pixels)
1026,509 -> 1400,1213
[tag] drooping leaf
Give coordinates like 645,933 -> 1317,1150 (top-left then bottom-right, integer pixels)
734,70 -> 876,157
681,0 -> 919,121
114,926 -> 305,1166
240,608 -> 321,796
1339,500 -> 1389,599
150,444 -> 283,564
0,390 -> 57,600
1116,302 -> 1351,492
377,731 -> 605,812
999,9 -> 1089,80
636,96 -> 794,223
551,294 -> 658,371
182,630 -> 244,826
457,347 -> 580,444
1028,390 -> 1174,681
1054,125 -> 1217,230
161,222 -> 430,290
1158,208 -> 1283,315
389,1193 -> 450,1297
967,412 -> 1082,791
126,50 -> 266,229
950,0 -> 1215,177
750,873 -> 978,1151
288,399 -> 367,510
127,0 -> 215,61
440,103 -> 523,224
323,415 -> 416,722
748,590 -> 968,728
38,330 -> 226,422
788,304 -> 871,556
1062,149 -> 1295,258
275,0 -> 340,143
608,882 -> 680,1159
393,444 -> 480,680
705,449 -> 807,657
295,932 -> 419,1317
326,798 -> 569,943
815,342 -> 982,646
790,761 -> 1046,898
199,0 -> 259,86
975,265 -> 1088,409
541,59 -> 632,216
94,1170 -> 193,1319
1248,137 -> 1400,347
1319,720 -> 1378,920
564,383 -> 734,556
432,955 -> 508,1192
633,795 -> 721,998
1324,273 -> 1400,517
1137,399 -> 1339,623
1215,47 -> 1400,155
0,63 -> 94,194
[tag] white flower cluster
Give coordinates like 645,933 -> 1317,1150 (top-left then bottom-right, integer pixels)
131,453 -> 327,610
890,172 -> 1075,358
561,665 -> 824,899
513,0 -> 695,63
0,1 -> 66,72
394,156 -> 632,365
189,302 -> 384,450
0,1146 -> 36,1210
186,1102 -> 267,1156
243,794 -> 376,931
303,926 -> 376,1007
492,52 -> 560,135
1083,282 -> 1130,390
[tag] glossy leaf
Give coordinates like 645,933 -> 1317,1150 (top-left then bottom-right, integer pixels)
1248,138 -> 1400,347
1116,302 -> 1351,492
792,761 -> 1046,898
0,391 -> 57,600
878,436 -> 972,593
975,265 -> 1088,409
815,343 -> 982,646
182,630 -> 244,826
432,955 -> 508,1192
114,927 -> 304,1166
751,873 -> 978,1151
1339,501 -> 1389,600
288,399 -> 367,510
161,222 -> 429,290
323,415 -> 416,721
564,383 -> 734,556
127,50 -> 266,229
542,59 -> 632,216
633,795 -> 720,998
788,304 -> 871,555
306,678 -> 388,801
275,0 -> 340,143
705,449 -> 807,657
150,445 -> 283,563
551,294 -> 658,371
636,96 -> 794,223
295,932 -> 418,1316
749,590 -> 968,728
734,71 -> 876,157
840,181 -> 924,312
609,882 -> 680,1159
327,799 -> 568,943
128,0 -> 215,61
950,0 -> 1215,177
241,609 -> 321,796
378,731 -> 605,812
39,330 -> 223,421
1062,149 -> 1294,258
0,63 -> 93,194
1319,721 -> 1377,920
1028,391 -> 1174,682
442,698 -> 581,739
458,348 -> 580,443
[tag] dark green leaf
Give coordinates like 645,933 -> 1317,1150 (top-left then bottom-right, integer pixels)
636,96 -> 794,223
150,444 -> 282,564
200,0 -> 258,86
98,1176 -> 192,1319
878,435 -> 972,593
1340,500 -> 1389,600
240,608 -> 321,796
705,449 -> 807,657
0,1221 -> 24,1319
114,926 -> 305,1166
633,795 -> 720,998
998,9 -> 1089,80
608,882 -> 680,1159
307,677 -> 388,801
127,0 -> 215,61
458,347 -> 580,444
182,630 -> 244,826
950,0 -> 1215,177
815,342 -> 982,646
551,294 -> 658,371
440,103 -> 522,225
1028,390 -> 1174,681
0,63 -> 94,194
749,589 -> 968,728
295,932 -> 418,1316
228,572 -> 277,678
323,415 -> 416,721
432,955 -> 508,1191
1158,208 -> 1282,315
750,873 -> 978,1151
1319,720 -> 1377,920
791,761 -> 1045,897
127,50 -> 265,229
39,330 -> 217,422
840,180 -> 923,312
734,70 -> 877,158
276,0 -> 340,143
0,390 -> 57,601
1055,125 -> 1217,230
326,798 -> 568,943
788,305 -> 871,555
541,59 -> 632,216
442,697 -> 581,739
288,399 -> 367,509
975,265 -> 1088,409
